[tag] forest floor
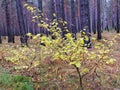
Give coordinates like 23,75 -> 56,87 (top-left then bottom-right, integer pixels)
0,31 -> 120,90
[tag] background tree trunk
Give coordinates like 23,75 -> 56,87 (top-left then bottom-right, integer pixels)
116,0 -> 119,33
16,0 -> 27,45
49,0 -> 55,20
97,0 -> 102,40
92,0 -> 96,34
4,0 -> 14,43
60,0 -> 67,37
55,0 -> 61,20
71,0 -> 77,36
38,0 -> 43,34
80,0 -> 91,33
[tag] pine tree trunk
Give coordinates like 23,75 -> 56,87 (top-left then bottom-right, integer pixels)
55,0 -> 61,20
116,0 -> 119,33
61,0 -> 65,21
97,0 -> 102,40
76,0 -> 81,32
71,0 -> 77,36
16,0 -> 28,45
49,0 -> 55,20
0,21 -> 2,43
4,0 -> 14,43
10,0 -> 15,42
80,0 -> 91,33
0,36 -> 1,44
38,0 -> 43,34
61,0 -> 67,37
92,0 -> 96,34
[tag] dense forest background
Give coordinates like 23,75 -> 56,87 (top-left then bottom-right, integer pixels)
0,0 -> 120,44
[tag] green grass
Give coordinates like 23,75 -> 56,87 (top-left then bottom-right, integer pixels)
0,67 -> 34,90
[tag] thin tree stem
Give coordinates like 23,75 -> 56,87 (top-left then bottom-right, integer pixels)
74,65 -> 84,90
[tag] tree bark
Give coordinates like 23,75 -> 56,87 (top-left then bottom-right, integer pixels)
49,0 -> 55,20
4,0 -> 14,43
80,0 -> 91,33
92,0 -> 96,34
38,0 -> 43,34
71,0 -> 77,37
116,0 -> 119,33
61,0 -> 68,37
97,0 -> 102,40
16,0 -> 28,45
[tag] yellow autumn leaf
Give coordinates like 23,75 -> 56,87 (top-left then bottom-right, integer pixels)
106,58 -> 116,64
53,13 -> 56,17
75,62 -> 81,68
65,33 -> 72,39
26,33 -> 32,37
85,36 -> 89,41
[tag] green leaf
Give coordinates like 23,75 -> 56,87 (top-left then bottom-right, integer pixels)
65,33 -> 72,39
69,61 -> 76,65
75,63 -> 81,68
79,38 -> 84,45
81,68 -> 89,75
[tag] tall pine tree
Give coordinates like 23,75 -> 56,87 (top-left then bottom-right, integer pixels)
16,0 -> 27,45
4,0 -> 14,43
80,0 -> 91,33
116,0 -> 120,33
97,0 -> 102,39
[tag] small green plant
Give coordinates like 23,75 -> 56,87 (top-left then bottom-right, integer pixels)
12,75 -> 34,90
0,73 -> 12,86
13,82 -> 34,90
0,69 -> 34,90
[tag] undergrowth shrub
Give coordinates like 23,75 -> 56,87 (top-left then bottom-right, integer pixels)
0,4 -> 119,90
24,4 -> 120,90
